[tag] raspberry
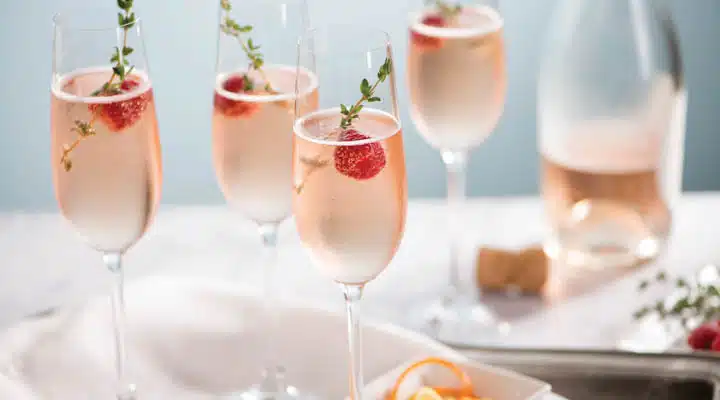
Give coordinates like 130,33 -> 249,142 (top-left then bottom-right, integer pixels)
688,323 -> 720,350
712,335 -> 720,352
214,75 -> 260,118
89,77 -> 152,132
333,129 -> 386,180
411,14 -> 446,50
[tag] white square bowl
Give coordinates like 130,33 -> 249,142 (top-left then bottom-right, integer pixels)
363,357 -> 551,400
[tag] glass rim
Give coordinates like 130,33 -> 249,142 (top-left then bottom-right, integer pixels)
222,0 -> 308,6
293,107 -> 402,147
53,8 -> 142,32
298,24 -> 391,54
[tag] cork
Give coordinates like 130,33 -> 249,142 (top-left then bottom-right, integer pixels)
476,246 -> 549,294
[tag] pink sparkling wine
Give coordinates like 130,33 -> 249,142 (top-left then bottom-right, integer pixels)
293,108 -> 407,285
213,65 -> 319,224
51,67 -> 162,252
408,5 -> 506,150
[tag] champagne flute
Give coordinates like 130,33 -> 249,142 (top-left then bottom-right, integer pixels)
212,0 -> 315,398
50,4 -> 161,399
293,26 -> 407,400
406,0 -> 507,341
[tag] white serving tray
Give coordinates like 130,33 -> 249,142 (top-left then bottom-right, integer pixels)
0,276 -> 566,399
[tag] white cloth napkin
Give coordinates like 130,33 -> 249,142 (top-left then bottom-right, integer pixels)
0,276 -> 458,399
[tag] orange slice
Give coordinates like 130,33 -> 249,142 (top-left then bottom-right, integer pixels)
412,387 -> 444,400
386,357 -> 475,400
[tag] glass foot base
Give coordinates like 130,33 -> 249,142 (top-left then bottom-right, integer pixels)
224,385 -> 304,400
221,369 -> 314,400
117,384 -> 137,400
413,292 -> 511,345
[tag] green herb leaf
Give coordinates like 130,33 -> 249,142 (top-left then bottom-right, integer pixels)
633,307 -> 650,320
118,0 -> 133,11
242,74 -> 255,91
709,286 -> 720,297
377,58 -> 392,81
360,79 -> 371,96
633,269 -> 720,332
671,298 -> 690,314
113,65 -> 125,79
338,57 -> 392,129
61,0 -> 139,172
434,0 -> 463,20
219,0 -> 276,93
125,13 -> 136,28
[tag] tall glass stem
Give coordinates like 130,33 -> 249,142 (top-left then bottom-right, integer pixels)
441,150 -> 468,295
103,252 -> 135,400
342,285 -> 364,400
257,223 -> 286,394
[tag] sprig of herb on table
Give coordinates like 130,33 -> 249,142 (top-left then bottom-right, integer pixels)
60,0 -> 137,172
633,270 -> 720,329
339,58 -> 392,129
219,0 -> 274,93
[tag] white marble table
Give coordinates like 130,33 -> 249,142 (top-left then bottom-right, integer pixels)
1,194 -> 718,349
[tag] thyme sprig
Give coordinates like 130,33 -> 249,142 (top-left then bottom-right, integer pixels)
339,58 -> 392,129
60,0 -> 137,171
634,270 -> 720,329
426,0 -> 462,20
294,58 -> 393,193
219,0 -> 274,93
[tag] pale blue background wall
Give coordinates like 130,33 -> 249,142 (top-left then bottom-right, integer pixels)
0,0 -> 718,210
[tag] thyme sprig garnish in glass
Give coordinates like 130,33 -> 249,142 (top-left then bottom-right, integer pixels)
339,58 -> 392,129
426,0 -> 462,20
295,58 -> 392,193
60,0 -> 137,172
633,269 -> 720,329
219,0 -> 275,93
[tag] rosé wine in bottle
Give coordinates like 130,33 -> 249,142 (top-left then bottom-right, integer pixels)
213,65 -> 319,224
540,117 -> 673,266
292,108 -> 407,285
408,5 -> 506,150
51,67 -> 162,253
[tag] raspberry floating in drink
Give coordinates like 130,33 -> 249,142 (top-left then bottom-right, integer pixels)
411,14 -> 446,50
334,129 -> 387,180
215,74 -> 262,118
89,77 -> 152,132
